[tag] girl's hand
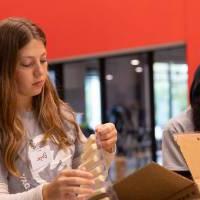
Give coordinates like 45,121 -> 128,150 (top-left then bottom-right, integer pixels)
43,169 -> 95,200
95,123 -> 117,153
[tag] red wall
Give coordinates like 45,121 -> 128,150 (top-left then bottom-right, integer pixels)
184,1 -> 200,86
0,0 -> 199,84
0,0 -> 185,57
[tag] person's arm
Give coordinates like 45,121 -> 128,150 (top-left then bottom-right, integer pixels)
162,127 -> 193,179
162,123 -> 188,171
0,153 -> 44,200
0,162 -> 94,200
0,183 -> 43,200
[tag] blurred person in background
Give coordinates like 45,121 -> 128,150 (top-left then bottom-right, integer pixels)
162,65 -> 200,179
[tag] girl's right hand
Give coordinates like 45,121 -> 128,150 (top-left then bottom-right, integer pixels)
42,169 -> 95,200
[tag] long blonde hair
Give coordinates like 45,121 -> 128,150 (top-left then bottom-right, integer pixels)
0,17 -> 79,177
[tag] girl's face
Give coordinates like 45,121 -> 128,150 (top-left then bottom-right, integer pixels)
15,39 -> 48,98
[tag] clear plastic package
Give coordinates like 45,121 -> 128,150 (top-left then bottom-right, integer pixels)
74,134 -> 118,200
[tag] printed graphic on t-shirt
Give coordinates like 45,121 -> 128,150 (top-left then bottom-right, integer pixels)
20,134 -> 73,189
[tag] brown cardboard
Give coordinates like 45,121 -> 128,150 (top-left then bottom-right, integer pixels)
89,162 -> 199,200
174,133 -> 200,184
114,162 -> 200,200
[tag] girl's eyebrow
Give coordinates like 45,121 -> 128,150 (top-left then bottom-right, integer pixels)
20,52 -> 47,59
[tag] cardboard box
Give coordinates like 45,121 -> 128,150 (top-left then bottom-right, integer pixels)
89,133 -> 200,200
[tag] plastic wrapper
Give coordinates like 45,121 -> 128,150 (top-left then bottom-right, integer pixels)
73,134 -> 118,200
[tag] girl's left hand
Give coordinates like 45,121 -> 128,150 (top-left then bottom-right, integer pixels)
95,123 -> 117,153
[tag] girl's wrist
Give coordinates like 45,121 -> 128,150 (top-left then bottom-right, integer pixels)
42,183 -> 50,200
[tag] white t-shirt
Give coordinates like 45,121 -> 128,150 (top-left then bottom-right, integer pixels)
0,111 -> 114,200
162,107 -> 194,171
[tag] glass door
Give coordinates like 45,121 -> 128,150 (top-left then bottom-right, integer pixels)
153,47 -> 188,164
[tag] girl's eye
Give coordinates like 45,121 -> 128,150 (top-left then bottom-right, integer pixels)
21,63 -> 33,67
40,60 -> 47,64
19,59 -> 47,67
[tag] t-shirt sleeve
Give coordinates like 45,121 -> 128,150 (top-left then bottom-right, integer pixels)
0,184 -> 43,200
0,154 -> 43,200
162,122 -> 188,171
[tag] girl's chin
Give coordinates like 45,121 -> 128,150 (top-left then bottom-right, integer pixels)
32,88 -> 43,96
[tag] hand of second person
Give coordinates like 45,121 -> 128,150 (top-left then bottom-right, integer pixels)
95,123 -> 117,153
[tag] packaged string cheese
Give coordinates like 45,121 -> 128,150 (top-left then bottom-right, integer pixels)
76,134 -> 118,200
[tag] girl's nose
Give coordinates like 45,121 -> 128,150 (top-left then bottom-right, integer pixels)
34,62 -> 45,77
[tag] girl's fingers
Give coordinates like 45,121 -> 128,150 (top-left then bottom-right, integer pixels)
96,123 -> 115,135
63,186 -> 95,195
60,169 -> 94,179
58,177 -> 95,186
101,137 -> 116,149
95,123 -> 117,152
64,193 -> 77,200
98,130 -> 117,141
77,194 -> 91,200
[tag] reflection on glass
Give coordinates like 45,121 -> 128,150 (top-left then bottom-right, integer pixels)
62,60 -> 101,136
153,47 -> 188,164
154,63 -> 170,127
84,69 -> 102,129
171,64 -> 188,116
105,54 -> 152,180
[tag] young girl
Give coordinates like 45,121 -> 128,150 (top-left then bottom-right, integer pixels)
0,17 -> 117,200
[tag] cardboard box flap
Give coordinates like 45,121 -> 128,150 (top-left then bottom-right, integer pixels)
90,162 -> 196,200
113,162 -> 195,200
174,133 -> 200,182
